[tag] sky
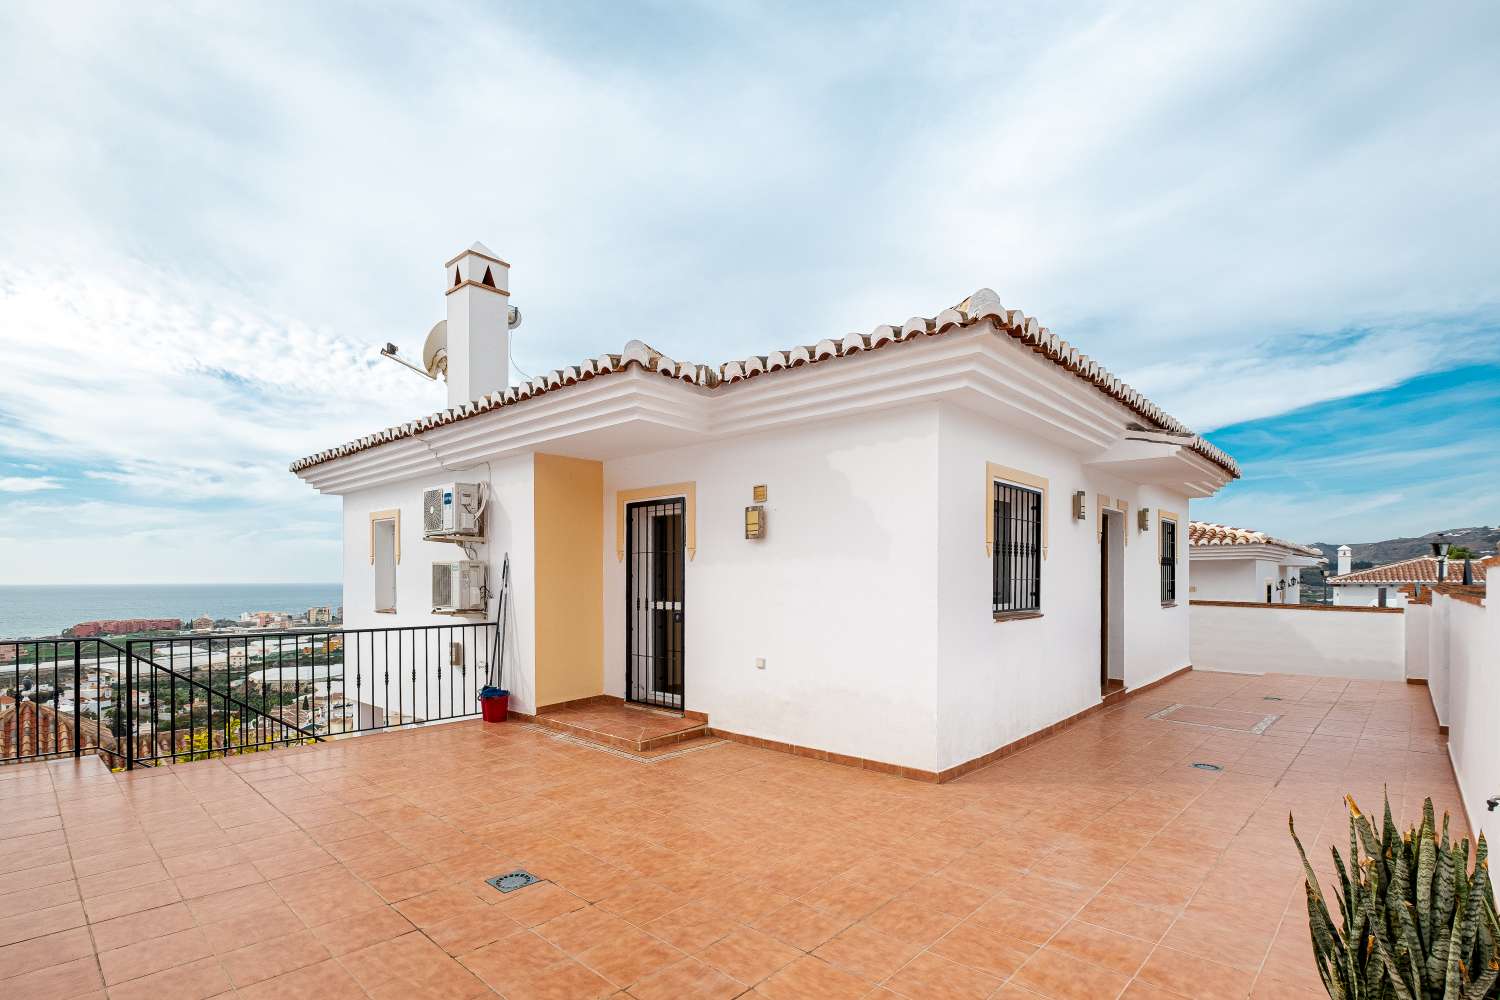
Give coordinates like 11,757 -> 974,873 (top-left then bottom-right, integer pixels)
0,1 -> 1497,584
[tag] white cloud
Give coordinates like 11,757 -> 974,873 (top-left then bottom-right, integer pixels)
0,476 -> 61,493
0,1 -> 1497,581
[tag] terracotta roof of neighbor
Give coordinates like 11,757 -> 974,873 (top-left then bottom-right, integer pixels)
291,288 -> 1240,477
1330,556 -> 1488,586
1188,521 -> 1322,558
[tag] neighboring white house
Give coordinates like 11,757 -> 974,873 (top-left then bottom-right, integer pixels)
1187,521 -> 1324,604
290,242 -> 1239,778
1329,549 -> 1488,608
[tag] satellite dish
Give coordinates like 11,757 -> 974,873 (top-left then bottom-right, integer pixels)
422,320 -> 448,378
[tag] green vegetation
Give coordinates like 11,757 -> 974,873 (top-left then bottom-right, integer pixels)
1291,793 -> 1499,998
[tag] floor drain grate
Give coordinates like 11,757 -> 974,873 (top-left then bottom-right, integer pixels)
1263,696 -> 1284,701
485,870 -> 540,893
1191,762 -> 1224,772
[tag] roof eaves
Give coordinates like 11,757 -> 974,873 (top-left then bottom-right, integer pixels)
291,291 -> 1241,479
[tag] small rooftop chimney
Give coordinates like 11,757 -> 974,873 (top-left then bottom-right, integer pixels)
1336,545 -> 1352,576
444,242 -> 511,408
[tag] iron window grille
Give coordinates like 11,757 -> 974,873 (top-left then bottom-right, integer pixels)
1160,520 -> 1177,603
993,481 -> 1042,614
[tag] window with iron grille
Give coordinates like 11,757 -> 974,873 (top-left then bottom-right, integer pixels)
1160,519 -> 1177,603
993,481 -> 1042,614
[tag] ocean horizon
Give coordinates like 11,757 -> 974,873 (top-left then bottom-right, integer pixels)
0,583 -> 344,638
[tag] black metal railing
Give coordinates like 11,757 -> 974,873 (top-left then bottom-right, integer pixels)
119,620 -> 499,767
3,619 -> 500,769
1,638 -> 127,766
993,481 -> 1043,614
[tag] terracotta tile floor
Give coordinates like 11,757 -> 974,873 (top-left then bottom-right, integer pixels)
0,670 -> 1462,999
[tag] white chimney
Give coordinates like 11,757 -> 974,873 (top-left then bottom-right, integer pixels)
1336,545 -> 1352,576
443,241 -> 511,408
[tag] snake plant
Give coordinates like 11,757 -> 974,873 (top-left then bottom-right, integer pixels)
1290,794 -> 1500,999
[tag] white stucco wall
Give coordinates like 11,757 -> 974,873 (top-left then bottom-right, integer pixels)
1333,582 -> 1407,608
602,405 -> 943,771
1403,602 -> 1429,680
595,400 -> 1194,774
933,405 -> 1190,773
339,453 -> 536,716
1420,591 -> 1497,842
1189,557 -> 1304,604
1428,596 -> 1451,726
1188,603 -> 1405,679
1188,559 -> 1257,602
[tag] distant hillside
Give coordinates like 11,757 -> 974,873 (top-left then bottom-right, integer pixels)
1309,526 -> 1499,568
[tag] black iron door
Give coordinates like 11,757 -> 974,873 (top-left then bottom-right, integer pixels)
625,497 -> 685,710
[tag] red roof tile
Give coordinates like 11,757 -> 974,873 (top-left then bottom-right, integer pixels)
1330,555 -> 1487,586
1188,521 -> 1321,558
291,289 -> 1239,479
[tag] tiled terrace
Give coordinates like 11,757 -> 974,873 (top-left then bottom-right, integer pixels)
0,670 -> 1461,1000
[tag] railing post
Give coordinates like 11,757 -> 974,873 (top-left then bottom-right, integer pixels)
124,641 -> 135,771
72,641 -> 82,759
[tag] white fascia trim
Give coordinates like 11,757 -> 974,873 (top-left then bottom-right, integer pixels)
297,328 -> 1213,495
1189,544 -> 1322,565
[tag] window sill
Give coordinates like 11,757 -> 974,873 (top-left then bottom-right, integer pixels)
374,608 -> 397,615
993,611 -> 1043,623
1160,601 -> 1178,609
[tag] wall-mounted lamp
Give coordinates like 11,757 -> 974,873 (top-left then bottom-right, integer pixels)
1431,534 -> 1450,582
1138,507 -> 1151,532
1072,491 -> 1087,520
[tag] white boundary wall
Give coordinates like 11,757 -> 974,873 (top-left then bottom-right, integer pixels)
1189,602 -> 1405,680
1417,590 -> 1497,844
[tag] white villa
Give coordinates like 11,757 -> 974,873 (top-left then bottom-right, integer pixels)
291,242 -> 1239,779
1187,521 -> 1324,604
1329,548 -> 1488,608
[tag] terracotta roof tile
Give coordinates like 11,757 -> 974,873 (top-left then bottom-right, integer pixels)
1329,555 -> 1487,586
291,288 -> 1239,478
1188,521 -> 1322,558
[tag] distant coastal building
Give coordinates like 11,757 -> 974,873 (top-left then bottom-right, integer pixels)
1328,548 -> 1487,607
1187,521 -> 1324,604
307,606 -> 333,625
192,615 -> 214,632
67,618 -> 182,637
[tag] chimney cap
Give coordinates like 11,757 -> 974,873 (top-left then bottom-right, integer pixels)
444,242 -> 511,269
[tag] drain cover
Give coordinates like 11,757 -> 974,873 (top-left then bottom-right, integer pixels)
1191,762 -> 1224,772
1263,696 -> 1284,701
485,870 -> 540,893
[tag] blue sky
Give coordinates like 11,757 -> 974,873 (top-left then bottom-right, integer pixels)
1,2 -> 1497,583
1194,364 -> 1500,543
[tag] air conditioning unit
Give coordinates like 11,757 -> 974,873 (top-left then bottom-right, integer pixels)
422,482 -> 482,538
432,561 -> 486,613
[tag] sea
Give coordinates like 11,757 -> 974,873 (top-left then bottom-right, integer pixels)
0,583 -> 344,638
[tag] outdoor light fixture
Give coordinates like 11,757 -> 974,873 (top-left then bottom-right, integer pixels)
1072,491 -> 1087,520
1138,507 -> 1151,531
1432,534 -> 1450,581
745,484 -> 767,540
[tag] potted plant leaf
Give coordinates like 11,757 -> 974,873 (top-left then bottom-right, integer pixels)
1290,792 -> 1499,998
